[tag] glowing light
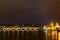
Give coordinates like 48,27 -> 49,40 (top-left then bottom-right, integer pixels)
55,22 -> 60,28
43,26 -> 48,33
43,26 -> 47,29
50,20 -> 54,27
50,21 -> 55,30
58,32 -> 60,40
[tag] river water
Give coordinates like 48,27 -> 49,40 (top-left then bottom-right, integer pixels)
0,30 -> 60,40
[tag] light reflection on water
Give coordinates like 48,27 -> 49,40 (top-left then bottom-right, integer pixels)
44,29 -> 60,40
58,32 -> 60,40
45,30 -> 57,40
0,30 -> 60,40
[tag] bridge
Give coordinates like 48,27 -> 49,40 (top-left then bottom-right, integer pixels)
0,26 -> 42,31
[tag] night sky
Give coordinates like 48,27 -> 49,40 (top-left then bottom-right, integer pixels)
0,0 -> 60,25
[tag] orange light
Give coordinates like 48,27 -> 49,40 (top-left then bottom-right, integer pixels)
55,22 -> 60,28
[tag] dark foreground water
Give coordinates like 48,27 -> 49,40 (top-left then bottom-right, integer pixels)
0,30 -> 59,40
